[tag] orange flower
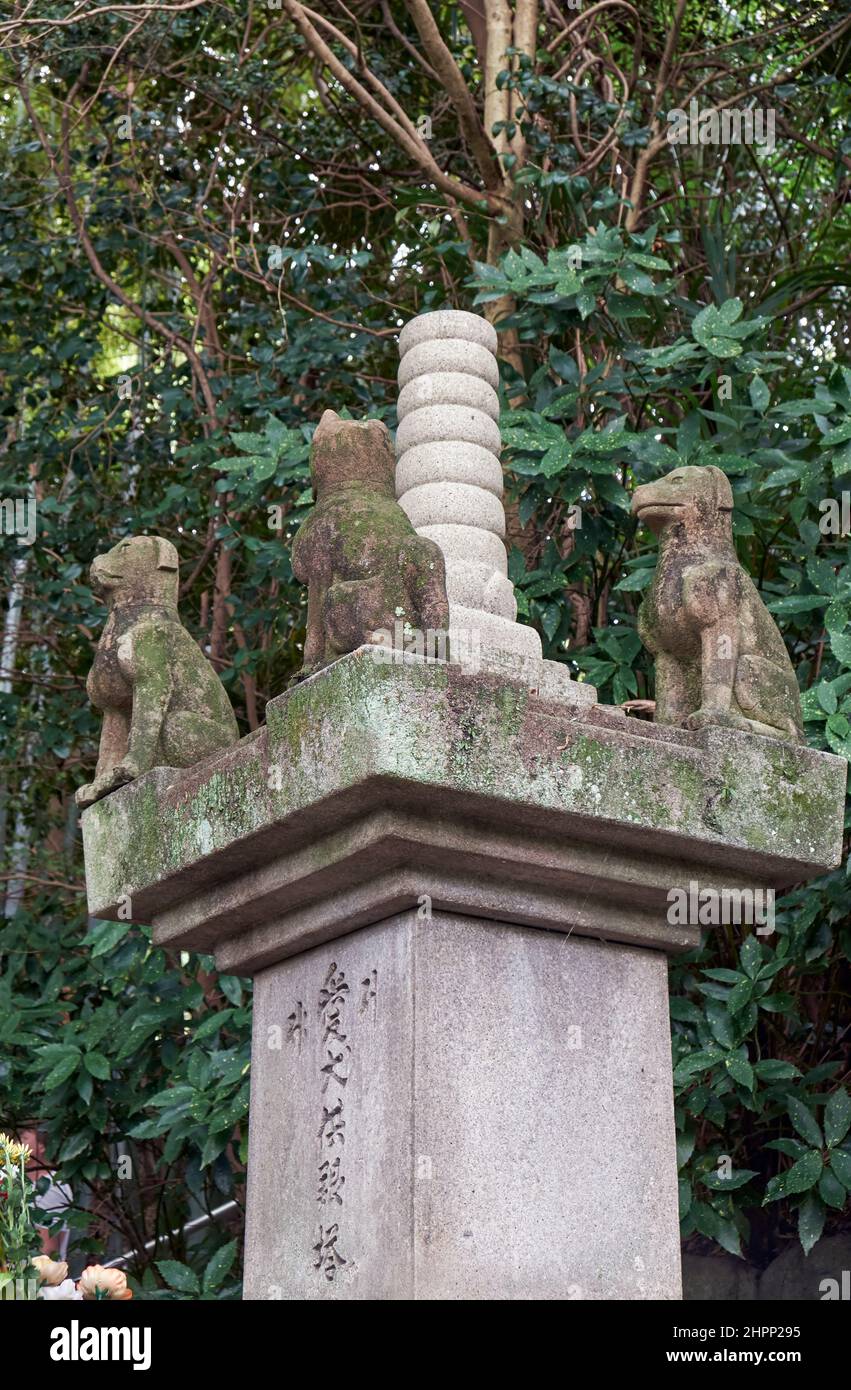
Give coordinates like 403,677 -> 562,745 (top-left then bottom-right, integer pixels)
78,1265 -> 133,1300
32,1255 -> 69,1286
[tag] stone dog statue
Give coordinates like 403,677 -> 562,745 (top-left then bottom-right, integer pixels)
631,465 -> 804,743
76,536 -> 239,808
291,409 -> 449,678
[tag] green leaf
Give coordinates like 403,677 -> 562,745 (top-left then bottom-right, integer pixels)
726,1055 -> 754,1089
636,342 -> 699,369
787,1097 -> 823,1149
669,997 -> 703,1024
156,1260 -> 200,1295
701,1168 -> 758,1190
146,1084 -> 196,1109
677,1129 -> 696,1168
753,1060 -> 801,1082
203,1239 -> 237,1292
678,1176 -> 692,1219
619,266 -> 657,294
824,1089 -> 851,1147
759,992 -> 794,1013
818,1168 -> 846,1209
193,1008 -> 236,1041
696,1205 -> 742,1258
200,1130 -> 231,1169
820,420 -> 851,446
764,1149 -> 822,1202
728,978 -> 753,1014
798,1191 -> 825,1255
83,1052 -> 111,1080
706,1001 -> 734,1048
218,975 -> 243,1008
766,595 -> 830,616
817,683 -> 839,716
58,1130 -> 94,1163
89,920 -> 133,958
614,567 -> 653,593
829,1147 -> 851,1189
739,935 -> 762,980
764,1138 -> 808,1159
692,299 -> 764,358
673,1049 -> 724,1084
749,376 -> 770,413
42,1054 -> 80,1090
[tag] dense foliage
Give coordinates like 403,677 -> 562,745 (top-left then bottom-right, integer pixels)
0,0 -> 849,1293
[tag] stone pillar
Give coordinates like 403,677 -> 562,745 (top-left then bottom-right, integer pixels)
396,309 -> 545,677
80,650 -> 846,1301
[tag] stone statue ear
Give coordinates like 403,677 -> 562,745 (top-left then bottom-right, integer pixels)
155,538 -> 179,572
708,465 -> 734,513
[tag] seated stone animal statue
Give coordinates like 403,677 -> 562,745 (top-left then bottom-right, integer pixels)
292,409 -> 449,678
631,465 -> 804,743
76,536 -> 239,808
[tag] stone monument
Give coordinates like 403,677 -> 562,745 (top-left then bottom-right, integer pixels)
632,465 -> 804,741
78,313 -> 847,1301
76,536 -> 238,808
291,409 -> 449,679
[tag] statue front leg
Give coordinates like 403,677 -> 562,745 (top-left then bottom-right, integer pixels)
685,624 -> 749,732
653,651 -> 695,726
76,710 -> 130,808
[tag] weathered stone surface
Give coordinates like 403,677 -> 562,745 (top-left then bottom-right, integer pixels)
397,338 -> 499,390
77,641 -> 847,1305
79,648 -> 846,975
401,480 -> 506,535
633,465 -> 804,742
291,410 -> 449,679
244,911 -> 681,1300
75,535 -> 238,808
396,309 -> 552,675
396,402 -> 502,457
681,1253 -> 759,1300
397,372 -> 500,423
398,308 -> 497,358
395,441 -> 504,498
683,1235 -> 851,1300
758,1234 -> 851,1301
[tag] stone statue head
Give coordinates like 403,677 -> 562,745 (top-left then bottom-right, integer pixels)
310,409 -> 395,499
631,464 -> 733,538
89,535 -> 179,608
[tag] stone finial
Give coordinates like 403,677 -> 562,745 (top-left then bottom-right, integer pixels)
395,309 -> 543,668
291,409 -> 449,679
632,464 -> 804,742
76,535 -> 239,808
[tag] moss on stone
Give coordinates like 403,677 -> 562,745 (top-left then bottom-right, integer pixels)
81,649 -> 846,919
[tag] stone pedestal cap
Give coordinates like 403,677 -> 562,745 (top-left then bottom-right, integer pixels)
80,649 -> 847,977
